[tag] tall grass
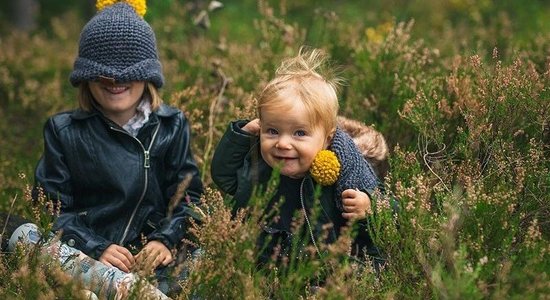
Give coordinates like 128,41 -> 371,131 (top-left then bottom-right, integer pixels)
0,0 -> 549,298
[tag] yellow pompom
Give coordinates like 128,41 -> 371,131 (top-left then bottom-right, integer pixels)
126,0 -> 147,17
96,0 -> 147,17
96,0 -> 117,11
310,150 -> 341,186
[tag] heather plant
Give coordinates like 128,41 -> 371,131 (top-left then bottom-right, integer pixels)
377,49 -> 550,298
1,0 -> 550,298
343,20 -> 444,147
0,179 -> 88,299
180,186 -> 265,298
0,249 -> 86,300
0,13 -> 81,209
181,174 -> 384,299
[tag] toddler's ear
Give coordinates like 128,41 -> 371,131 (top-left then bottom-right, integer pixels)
325,129 -> 335,148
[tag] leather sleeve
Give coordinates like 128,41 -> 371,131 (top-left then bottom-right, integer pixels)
34,117 -> 112,259
210,120 -> 256,195
148,112 -> 204,249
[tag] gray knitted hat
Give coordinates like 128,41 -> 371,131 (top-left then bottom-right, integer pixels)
70,3 -> 164,88
330,128 -> 381,211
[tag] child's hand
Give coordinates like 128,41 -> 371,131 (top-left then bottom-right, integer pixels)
341,189 -> 373,220
135,240 -> 173,270
242,118 -> 260,135
99,244 -> 135,273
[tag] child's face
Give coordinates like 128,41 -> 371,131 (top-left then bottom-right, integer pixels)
89,80 -> 145,124
260,101 -> 331,179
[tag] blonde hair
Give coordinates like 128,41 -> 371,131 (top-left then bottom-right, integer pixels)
258,47 -> 343,136
78,82 -> 162,112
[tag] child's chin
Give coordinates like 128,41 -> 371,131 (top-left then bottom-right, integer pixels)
281,170 -> 306,179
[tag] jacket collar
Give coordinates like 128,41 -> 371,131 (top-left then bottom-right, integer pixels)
70,103 -> 179,120
155,103 -> 180,117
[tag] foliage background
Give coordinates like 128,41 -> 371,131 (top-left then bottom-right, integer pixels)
0,0 -> 549,298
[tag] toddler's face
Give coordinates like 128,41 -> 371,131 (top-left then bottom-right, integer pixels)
89,80 -> 145,124
259,101 -> 330,179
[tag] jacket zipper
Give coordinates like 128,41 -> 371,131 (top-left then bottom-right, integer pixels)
110,123 -> 161,245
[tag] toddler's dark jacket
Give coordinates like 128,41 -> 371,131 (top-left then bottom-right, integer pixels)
34,104 -> 203,259
211,120 -> 386,264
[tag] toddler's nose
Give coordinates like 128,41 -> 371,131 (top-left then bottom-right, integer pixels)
275,136 -> 292,150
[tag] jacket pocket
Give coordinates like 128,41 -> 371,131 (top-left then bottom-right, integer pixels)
143,212 -> 164,235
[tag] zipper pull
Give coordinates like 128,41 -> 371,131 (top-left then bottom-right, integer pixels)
144,150 -> 150,168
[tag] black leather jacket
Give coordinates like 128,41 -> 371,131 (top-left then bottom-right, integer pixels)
34,104 -> 203,259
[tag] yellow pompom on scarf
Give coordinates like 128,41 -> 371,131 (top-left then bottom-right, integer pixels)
310,150 -> 341,186
96,0 -> 147,17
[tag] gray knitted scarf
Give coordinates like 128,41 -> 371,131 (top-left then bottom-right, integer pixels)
330,128 -> 380,211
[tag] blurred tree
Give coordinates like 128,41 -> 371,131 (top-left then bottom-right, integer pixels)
12,0 -> 39,31
1,0 -> 95,32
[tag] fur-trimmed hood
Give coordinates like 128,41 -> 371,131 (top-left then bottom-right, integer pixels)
337,116 -> 389,180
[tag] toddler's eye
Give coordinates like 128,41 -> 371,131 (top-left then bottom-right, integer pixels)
295,130 -> 306,137
266,128 -> 278,135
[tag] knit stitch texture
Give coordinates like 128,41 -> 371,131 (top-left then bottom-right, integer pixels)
70,3 -> 164,87
330,128 -> 380,211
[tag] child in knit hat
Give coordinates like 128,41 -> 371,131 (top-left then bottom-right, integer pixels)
211,47 -> 389,271
33,1 -> 203,297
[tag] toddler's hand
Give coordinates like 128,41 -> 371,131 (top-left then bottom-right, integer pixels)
99,244 -> 135,273
135,240 -> 173,271
242,118 -> 260,136
341,189 -> 373,220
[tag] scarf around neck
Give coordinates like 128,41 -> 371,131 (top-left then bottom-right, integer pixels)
330,128 -> 381,211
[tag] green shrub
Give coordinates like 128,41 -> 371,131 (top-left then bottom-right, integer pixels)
1,0 -> 549,298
